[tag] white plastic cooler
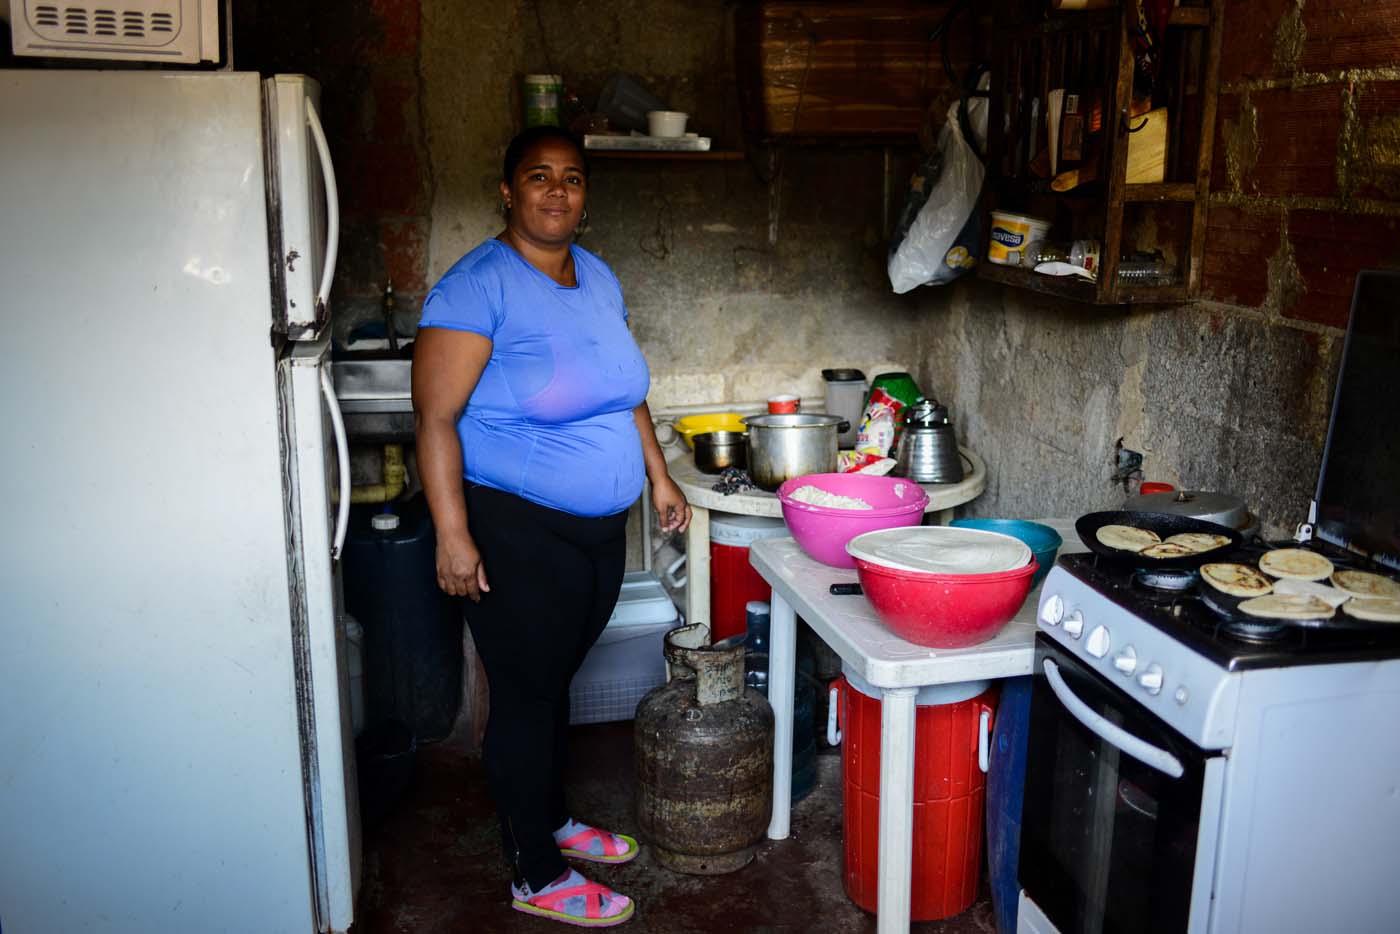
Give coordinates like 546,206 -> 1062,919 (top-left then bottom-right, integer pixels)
569,571 -> 681,724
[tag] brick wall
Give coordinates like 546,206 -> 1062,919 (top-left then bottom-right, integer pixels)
1203,0 -> 1400,328
235,0 -> 432,334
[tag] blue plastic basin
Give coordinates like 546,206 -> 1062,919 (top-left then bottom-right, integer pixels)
949,518 -> 1062,588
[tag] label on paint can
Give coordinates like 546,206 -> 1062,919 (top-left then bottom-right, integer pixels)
987,211 -> 1051,266
523,74 -> 563,127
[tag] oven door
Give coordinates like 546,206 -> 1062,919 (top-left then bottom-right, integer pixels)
1018,636 -> 1223,934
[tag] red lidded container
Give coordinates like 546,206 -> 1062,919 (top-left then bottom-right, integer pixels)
832,668 -> 997,921
708,513 -> 788,643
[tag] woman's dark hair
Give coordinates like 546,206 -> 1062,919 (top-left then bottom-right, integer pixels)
502,125 -> 589,183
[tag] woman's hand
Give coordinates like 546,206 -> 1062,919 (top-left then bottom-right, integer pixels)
436,530 -> 491,602
651,476 -> 692,534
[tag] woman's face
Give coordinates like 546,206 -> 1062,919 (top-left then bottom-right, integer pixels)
501,139 -> 587,247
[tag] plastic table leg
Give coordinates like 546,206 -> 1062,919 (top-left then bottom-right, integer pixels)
877,685 -> 918,934
766,589 -> 796,840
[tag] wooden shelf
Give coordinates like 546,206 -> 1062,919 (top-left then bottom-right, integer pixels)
586,150 -> 745,161
1167,7 -> 1211,27
977,263 -> 1099,302
1124,182 -> 1197,202
978,264 -> 1189,305
977,0 -> 1223,305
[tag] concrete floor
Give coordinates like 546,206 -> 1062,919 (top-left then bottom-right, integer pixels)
355,721 -> 996,934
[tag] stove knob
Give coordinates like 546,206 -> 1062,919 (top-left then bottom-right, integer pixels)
1040,594 -> 1064,627
1063,610 -> 1085,639
1138,664 -> 1164,696
1113,647 -> 1138,676
1085,625 -> 1111,658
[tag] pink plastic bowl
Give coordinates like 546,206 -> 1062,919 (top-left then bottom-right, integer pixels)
853,557 -> 1039,648
777,473 -> 930,568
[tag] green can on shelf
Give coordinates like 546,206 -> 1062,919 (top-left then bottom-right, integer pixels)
523,73 -> 563,127
866,371 -> 923,452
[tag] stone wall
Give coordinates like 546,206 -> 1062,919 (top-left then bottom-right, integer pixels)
919,0 -> 1399,537
235,0 -> 1399,542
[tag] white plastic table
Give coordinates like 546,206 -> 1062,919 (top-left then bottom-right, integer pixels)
749,521 -> 1086,934
669,448 -> 986,634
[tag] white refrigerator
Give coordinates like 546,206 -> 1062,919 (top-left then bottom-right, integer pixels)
0,70 -> 360,933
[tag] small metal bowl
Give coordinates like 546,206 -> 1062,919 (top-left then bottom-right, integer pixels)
693,430 -> 748,474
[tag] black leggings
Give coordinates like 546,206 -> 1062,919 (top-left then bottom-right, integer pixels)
464,484 -> 628,890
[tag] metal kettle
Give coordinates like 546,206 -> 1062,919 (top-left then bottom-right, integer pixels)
893,399 -> 963,483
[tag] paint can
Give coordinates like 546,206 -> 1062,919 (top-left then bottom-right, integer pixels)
522,73 -> 563,127
987,211 -> 1051,266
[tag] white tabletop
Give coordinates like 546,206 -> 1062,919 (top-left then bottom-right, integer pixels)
748,518 -> 1088,689
669,447 -> 987,517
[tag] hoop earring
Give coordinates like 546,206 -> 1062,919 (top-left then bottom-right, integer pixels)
499,200 -> 511,219
576,207 -> 590,235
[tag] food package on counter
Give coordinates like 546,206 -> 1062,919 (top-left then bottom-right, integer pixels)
855,386 -> 905,457
838,451 -> 897,475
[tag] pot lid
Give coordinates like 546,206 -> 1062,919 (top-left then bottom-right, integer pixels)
845,526 -> 1030,575
1121,490 -> 1250,529
904,398 -> 951,428
741,413 -> 844,429
822,368 -> 866,382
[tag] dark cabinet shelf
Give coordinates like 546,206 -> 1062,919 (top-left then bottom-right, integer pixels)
976,0 -> 1224,305
586,149 -> 746,161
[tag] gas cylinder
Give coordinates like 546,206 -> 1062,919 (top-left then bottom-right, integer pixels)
634,624 -> 774,874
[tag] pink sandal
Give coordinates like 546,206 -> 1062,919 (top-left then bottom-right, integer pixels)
511,871 -> 634,928
556,823 -> 640,865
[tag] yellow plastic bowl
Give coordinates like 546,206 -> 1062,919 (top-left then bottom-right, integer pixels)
674,412 -> 748,449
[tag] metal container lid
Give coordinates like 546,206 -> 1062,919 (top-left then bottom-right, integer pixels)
1121,490 -> 1250,529
822,368 -> 866,382
741,413 -> 845,429
904,398 -> 951,428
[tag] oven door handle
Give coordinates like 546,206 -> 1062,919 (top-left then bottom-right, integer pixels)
1043,658 -> 1185,779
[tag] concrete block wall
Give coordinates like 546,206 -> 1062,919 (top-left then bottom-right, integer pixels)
1204,0 -> 1400,328
919,0 -> 1398,537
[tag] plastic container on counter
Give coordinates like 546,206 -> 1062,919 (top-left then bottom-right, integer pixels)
823,368 -> 868,448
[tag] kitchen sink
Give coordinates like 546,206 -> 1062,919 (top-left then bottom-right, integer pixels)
331,346 -> 413,413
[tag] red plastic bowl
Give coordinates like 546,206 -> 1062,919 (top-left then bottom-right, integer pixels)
853,557 -> 1039,648
777,473 -> 930,569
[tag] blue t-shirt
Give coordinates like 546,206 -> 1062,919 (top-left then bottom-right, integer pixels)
418,239 -> 650,517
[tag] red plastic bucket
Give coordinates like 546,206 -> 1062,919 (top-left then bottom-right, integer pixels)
831,669 -> 996,921
708,513 -> 787,643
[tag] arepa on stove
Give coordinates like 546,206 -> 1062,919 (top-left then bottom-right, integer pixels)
1164,532 -> 1232,553
1201,562 -> 1273,598
1237,593 -> 1335,620
1095,524 -> 1160,553
1342,598 -> 1400,623
1257,548 -> 1334,582
1331,569 -> 1400,600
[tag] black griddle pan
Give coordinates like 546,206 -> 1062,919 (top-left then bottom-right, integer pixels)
1076,510 -> 1244,570
1197,564 -> 1399,631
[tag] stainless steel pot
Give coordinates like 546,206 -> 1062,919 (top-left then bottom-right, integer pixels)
693,431 -> 747,474
742,413 -> 847,491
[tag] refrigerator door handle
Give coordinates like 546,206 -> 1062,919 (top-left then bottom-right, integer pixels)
321,366 -> 352,560
305,96 -> 340,320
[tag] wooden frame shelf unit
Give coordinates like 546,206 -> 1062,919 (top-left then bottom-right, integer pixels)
978,0 -> 1223,304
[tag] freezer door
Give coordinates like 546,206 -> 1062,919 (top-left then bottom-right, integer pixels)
266,74 -> 340,340
279,338 -> 362,933
0,70 -> 320,934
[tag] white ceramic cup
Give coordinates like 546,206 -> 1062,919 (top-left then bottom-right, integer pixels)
646,110 -> 689,138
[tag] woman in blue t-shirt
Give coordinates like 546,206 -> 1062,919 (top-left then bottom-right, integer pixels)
412,125 -> 690,928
